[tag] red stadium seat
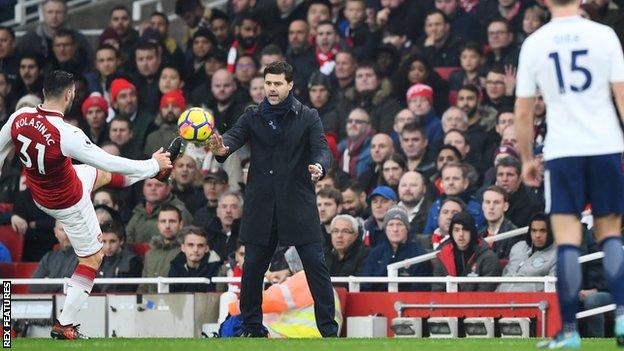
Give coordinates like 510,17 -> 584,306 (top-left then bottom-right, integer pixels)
131,243 -> 151,257
0,262 -> 39,293
434,67 -> 460,81
0,225 -> 24,262
499,259 -> 509,268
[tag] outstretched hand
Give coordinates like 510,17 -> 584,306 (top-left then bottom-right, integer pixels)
152,147 -> 173,172
208,132 -> 229,156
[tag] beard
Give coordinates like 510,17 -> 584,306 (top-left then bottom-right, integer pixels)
163,112 -> 177,124
64,97 -> 74,115
238,35 -> 256,48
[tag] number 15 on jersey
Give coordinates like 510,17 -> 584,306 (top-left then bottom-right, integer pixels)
548,49 -> 593,94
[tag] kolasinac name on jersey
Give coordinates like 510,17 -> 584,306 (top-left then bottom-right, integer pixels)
14,115 -> 56,146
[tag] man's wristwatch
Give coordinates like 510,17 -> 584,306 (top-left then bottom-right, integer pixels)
314,163 -> 324,177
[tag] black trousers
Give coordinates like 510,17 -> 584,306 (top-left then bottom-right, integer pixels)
240,217 -> 338,337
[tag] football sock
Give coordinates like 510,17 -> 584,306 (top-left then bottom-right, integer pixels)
600,236 -> 624,318
57,264 -> 97,326
109,173 -> 143,188
556,245 -> 582,332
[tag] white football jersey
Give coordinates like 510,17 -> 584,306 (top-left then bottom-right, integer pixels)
516,16 -> 624,160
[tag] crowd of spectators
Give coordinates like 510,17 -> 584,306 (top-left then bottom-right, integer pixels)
0,0 -> 622,337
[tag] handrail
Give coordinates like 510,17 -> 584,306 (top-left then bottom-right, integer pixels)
8,276 -> 557,294
132,0 -> 163,23
386,226 -> 528,292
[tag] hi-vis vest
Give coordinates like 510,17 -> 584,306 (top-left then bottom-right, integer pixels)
229,271 -> 343,338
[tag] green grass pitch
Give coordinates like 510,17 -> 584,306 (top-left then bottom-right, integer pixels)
8,338 -> 621,351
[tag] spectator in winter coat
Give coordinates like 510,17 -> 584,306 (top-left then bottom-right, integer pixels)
30,220 -> 78,293
423,162 -> 485,234
497,213 -> 556,292
96,221 -> 142,293
362,206 -> 432,291
338,108 -> 375,179
324,214 -> 370,278
362,186 -> 397,247
432,211 -> 502,291
168,226 -> 222,293
479,185 -> 519,259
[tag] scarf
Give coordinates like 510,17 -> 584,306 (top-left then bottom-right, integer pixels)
226,39 -> 258,73
315,44 -> 339,70
260,93 -> 293,144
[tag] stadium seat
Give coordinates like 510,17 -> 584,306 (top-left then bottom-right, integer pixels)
0,262 -> 39,293
131,243 -> 151,257
434,67 -> 460,81
0,225 -> 24,262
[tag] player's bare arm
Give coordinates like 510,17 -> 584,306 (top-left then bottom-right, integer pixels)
514,96 -> 542,187
611,82 -> 624,126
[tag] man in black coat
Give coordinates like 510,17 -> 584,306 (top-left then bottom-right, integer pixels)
209,61 -> 338,337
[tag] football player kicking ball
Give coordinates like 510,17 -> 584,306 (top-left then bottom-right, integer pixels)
0,71 -> 180,339
515,0 -> 624,347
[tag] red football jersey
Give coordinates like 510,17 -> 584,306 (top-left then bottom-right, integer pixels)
10,106 -> 82,209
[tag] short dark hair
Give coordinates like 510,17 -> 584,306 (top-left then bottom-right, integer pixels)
438,144 -> 462,160
483,185 -> 509,202
458,84 -> 480,97
401,122 -> 427,138
110,115 -> 133,130
175,0 -> 202,16
92,188 -> 119,207
0,26 -> 15,40
210,8 -> 229,23
460,42 -> 481,56
159,204 -> 182,221
260,44 -> 283,58
495,156 -> 522,175
264,61 -> 294,83
488,17 -> 512,33
110,5 -> 130,17
441,196 -> 467,211
316,20 -> 335,30
20,51 -> 44,69
54,28 -> 75,43
317,187 -> 343,206
487,65 -> 505,76
445,128 -> 468,143
43,70 -> 74,99
341,180 -> 364,194
355,61 -> 380,78
150,11 -> 169,26
100,220 -> 126,242
96,44 -> 120,59
496,107 -> 515,124
135,41 -> 159,54
178,225 -> 208,244
426,9 -> 449,23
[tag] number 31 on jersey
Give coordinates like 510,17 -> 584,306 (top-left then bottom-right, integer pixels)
16,134 -> 46,175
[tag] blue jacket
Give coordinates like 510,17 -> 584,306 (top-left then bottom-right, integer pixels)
362,216 -> 386,248
0,242 -> 11,263
423,193 -> 485,234
421,110 -> 443,144
361,239 -> 432,291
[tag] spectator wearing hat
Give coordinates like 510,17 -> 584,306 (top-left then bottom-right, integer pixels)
186,28 -> 218,92
285,20 -> 318,98
110,77 -> 156,150
406,83 -> 443,144
192,168 -> 230,226
362,186 -> 397,247
432,211 -> 502,291
144,90 -> 186,156
308,71 -> 339,135
95,221 -> 143,293
81,92 -> 109,146
418,10 -> 461,68
126,178 -> 193,244
323,214 -> 371,279
85,45 -> 123,102
361,205 -> 432,291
